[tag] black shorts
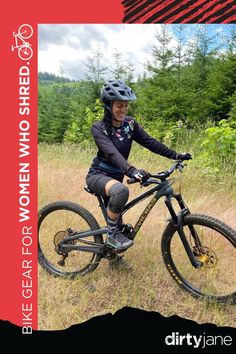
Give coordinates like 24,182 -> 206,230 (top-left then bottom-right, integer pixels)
85,173 -> 115,197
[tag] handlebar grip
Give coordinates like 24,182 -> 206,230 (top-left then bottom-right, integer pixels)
127,178 -> 138,185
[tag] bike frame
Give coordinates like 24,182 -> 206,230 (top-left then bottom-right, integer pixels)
60,178 -> 202,268
12,32 -> 28,50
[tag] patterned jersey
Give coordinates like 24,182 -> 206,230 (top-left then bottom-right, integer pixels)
87,116 -> 177,181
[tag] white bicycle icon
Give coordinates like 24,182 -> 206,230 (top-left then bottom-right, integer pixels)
11,24 -> 33,60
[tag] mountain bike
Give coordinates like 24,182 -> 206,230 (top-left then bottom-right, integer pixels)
38,160 -> 236,304
11,24 -> 33,60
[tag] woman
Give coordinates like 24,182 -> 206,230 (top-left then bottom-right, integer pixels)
86,80 -> 192,251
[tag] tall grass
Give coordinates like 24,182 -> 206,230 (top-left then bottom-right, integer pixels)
38,143 -> 236,330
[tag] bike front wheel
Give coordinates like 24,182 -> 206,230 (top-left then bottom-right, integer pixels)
161,214 -> 236,304
38,201 -> 104,278
19,24 -> 33,39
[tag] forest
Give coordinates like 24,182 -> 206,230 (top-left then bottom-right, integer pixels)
38,25 -> 236,176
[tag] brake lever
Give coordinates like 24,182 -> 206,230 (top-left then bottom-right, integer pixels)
176,161 -> 185,173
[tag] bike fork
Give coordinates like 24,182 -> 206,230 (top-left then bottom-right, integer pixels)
165,195 -> 202,268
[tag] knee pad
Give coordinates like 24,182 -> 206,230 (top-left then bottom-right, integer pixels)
108,183 -> 129,214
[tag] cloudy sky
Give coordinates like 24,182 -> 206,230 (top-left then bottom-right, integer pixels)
38,24 -> 235,81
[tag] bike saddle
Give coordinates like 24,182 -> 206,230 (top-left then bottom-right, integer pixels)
84,185 -> 96,195
84,185 -> 109,207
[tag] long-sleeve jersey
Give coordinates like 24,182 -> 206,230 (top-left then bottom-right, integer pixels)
87,116 -> 178,181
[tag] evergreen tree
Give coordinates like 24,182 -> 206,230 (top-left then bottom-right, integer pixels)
111,48 -> 135,84
84,46 -> 109,98
151,24 -> 173,71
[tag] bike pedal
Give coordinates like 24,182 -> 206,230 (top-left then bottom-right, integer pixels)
121,223 -> 135,240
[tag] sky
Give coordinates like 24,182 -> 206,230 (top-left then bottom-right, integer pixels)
38,24 -> 235,81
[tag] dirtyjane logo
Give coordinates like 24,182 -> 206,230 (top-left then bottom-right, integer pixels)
11,24 -> 33,60
165,332 -> 232,349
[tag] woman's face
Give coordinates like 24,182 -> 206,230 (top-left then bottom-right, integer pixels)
112,101 -> 129,123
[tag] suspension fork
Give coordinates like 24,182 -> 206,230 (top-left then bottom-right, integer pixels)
175,194 -> 204,249
165,195 -> 202,268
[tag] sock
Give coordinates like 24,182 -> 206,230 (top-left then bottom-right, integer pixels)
107,215 -> 118,236
117,216 -> 124,229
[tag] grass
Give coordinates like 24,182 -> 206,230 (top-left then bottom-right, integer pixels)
38,143 -> 236,330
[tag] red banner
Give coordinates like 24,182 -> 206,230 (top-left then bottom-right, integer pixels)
0,0 -> 123,333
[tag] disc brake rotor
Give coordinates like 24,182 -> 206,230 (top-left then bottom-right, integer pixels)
193,246 -> 217,267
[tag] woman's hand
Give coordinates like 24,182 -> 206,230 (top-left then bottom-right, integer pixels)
127,167 -> 150,181
176,153 -> 192,161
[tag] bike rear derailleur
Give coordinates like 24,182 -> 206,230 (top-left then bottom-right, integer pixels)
54,229 -> 75,266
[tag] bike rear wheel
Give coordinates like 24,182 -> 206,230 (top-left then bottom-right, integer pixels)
161,214 -> 236,304
18,45 -> 33,60
38,201 -> 104,278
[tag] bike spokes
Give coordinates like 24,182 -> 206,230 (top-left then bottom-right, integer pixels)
162,214 -> 236,303
38,203 -> 103,277
172,224 -> 235,298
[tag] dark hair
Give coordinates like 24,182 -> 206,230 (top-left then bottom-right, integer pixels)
102,107 -> 113,139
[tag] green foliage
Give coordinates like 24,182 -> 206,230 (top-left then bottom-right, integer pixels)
38,26 -> 236,177
64,99 -> 103,147
229,92 -> 236,121
206,54 -> 236,122
200,118 -> 236,174
38,72 -> 73,84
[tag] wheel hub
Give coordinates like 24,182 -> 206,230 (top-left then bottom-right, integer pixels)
193,246 -> 217,267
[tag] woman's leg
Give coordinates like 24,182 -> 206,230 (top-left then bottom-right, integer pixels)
86,174 -> 133,249
104,180 -> 133,250
105,180 -> 121,220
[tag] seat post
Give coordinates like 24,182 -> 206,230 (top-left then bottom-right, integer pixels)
84,185 -> 108,223
97,196 -> 108,222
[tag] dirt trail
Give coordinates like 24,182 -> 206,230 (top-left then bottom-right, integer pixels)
221,205 -> 236,230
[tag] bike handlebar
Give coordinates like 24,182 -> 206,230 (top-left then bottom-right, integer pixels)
127,160 -> 184,185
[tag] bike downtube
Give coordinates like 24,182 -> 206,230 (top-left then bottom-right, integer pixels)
133,195 -> 158,235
